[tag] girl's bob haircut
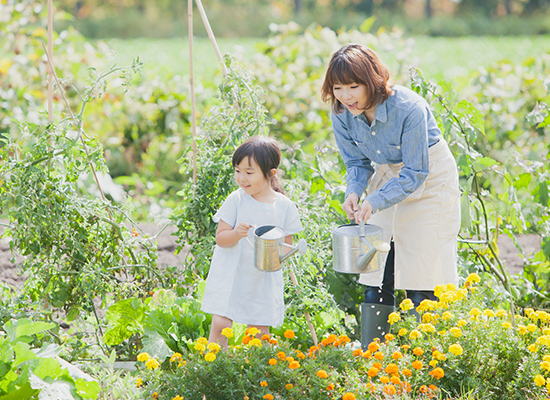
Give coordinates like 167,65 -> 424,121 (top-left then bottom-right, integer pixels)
321,44 -> 394,114
232,135 -> 285,194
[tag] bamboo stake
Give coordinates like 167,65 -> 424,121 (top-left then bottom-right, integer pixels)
289,260 -> 318,347
194,0 -> 227,77
47,0 -> 53,122
188,0 -> 198,188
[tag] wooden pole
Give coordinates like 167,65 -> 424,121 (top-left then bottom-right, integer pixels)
188,0 -> 198,188
194,0 -> 227,77
288,262 -> 318,347
47,0 -> 53,122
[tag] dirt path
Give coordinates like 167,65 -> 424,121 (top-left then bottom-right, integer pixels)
0,220 -> 542,288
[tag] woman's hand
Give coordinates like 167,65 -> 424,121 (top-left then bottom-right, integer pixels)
357,200 -> 373,223
343,193 -> 360,220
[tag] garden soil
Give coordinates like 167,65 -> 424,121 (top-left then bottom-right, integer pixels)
0,220 -> 542,289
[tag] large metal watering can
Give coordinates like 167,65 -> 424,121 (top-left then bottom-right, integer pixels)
332,221 -> 390,274
246,225 -> 307,272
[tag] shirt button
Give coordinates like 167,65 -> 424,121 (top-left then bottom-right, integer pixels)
376,150 -> 381,154
397,146 -> 400,149
371,131 -> 376,135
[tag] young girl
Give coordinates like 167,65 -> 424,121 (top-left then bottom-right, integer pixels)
201,135 -> 303,347
321,44 -> 460,343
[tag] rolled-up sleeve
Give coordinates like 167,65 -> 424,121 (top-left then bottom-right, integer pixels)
332,112 -> 375,199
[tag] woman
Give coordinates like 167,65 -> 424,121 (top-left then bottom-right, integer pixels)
321,44 -> 461,345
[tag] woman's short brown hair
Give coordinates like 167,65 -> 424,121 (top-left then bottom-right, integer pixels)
321,44 -> 394,114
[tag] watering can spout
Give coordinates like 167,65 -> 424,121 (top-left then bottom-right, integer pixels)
280,238 -> 307,263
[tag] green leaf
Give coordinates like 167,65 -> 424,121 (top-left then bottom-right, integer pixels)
141,330 -> 173,361
0,382 -> 39,400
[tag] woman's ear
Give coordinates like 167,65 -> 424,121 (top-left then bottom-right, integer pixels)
270,168 -> 277,178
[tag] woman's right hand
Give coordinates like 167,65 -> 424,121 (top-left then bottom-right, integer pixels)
343,193 -> 360,221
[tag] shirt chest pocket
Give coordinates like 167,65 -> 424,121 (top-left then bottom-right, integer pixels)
385,144 -> 403,163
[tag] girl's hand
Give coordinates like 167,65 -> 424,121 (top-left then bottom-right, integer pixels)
356,200 -> 373,223
343,193 -> 360,220
235,221 -> 252,238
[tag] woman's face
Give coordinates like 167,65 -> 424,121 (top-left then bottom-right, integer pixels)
333,82 -> 369,116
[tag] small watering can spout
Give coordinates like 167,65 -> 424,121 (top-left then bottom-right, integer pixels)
280,238 -> 307,263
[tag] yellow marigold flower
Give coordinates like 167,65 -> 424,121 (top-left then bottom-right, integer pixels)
145,358 -> 160,370
268,358 -> 277,366
260,381 -> 268,387
439,291 -> 456,303
434,284 -> 446,298
137,353 -> 150,362
409,329 -> 422,340
368,342 -> 380,353
543,328 -> 550,335
194,343 -> 206,353
374,351 -> 384,360
402,345 -> 410,352
285,384 -> 293,389
413,347 -> 424,356
429,360 -> 438,367
385,363 -> 399,375
449,327 -> 462,337
135,378 -> 143,387
433,350 -> 447,361
455,288 -> 468,300
172,396 -> 183,400
465,273 -> 480,284
221,327 -> 234,338
246,327 -> 260,336
402,368 -> 412,377
525,308 -> 535,318
527,323 -> 537,333
442,311 -> 453,320
207,342 -> 222,354
400,298 -> 414,311
495,309 -> 507,318
398,328 -> 408,336
316,369 -> 328,379
388,312 -> 401,325
429,367 -> 445,379
483,309 -> 496,318
422,313 -> 435,323
197,337 -> 208,345
326,383 -> 335,391
284,329 -> 296,339
392,351 -> 403,360
469,308 -> 481,318
263,394 -> 274,400
518,325 -> 528,335
367,366 -> 379,377
204,352 -> 216,362
540,361 -> 550,371
380,375 -> 390,384
527,344 -> 538,353
539,334 -> 550,345
411,360 -> 423,370
342,393 -> 356,400
152,392 -> 159,399
288,360 -> 300,369
417,299 -> 436,313
384,384 -> 397,395
418,323 -> 436,333
457,319 -> 467,327
543,354 -> 550,362
170,352 -> 182,362
534,374 -> 546,387
502,321 -> 512,329
250,338 -> 262,347
449,343 -> 463,356
277,351 -> 286,360
537,310 -> 549,321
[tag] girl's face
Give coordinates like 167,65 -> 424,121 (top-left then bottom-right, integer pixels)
333,82 -> 370,116
234,156 -> 274,201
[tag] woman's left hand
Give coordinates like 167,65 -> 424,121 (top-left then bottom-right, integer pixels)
356,200 -> 373,223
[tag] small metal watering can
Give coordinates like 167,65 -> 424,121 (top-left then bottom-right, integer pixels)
332,221 -> 390,274
246,225 -> 307,272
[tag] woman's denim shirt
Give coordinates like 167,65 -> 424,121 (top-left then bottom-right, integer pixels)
331,84 -> 441,213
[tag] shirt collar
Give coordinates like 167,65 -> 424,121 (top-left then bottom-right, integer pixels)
353,99 -> 388,125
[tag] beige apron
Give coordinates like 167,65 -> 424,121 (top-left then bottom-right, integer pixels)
358,139 -> 460,290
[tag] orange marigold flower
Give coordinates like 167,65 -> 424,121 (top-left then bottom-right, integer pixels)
342,393 -> 356,400
402,368 -> 412,377
429,367 -> 445,379
352,348 -> 363,357
374,351 -> 384,360
326,383 -> 335,391
242,335 -> 251,345
368,342 -> 380,353
380,376 -> 390,384
367,367 -> 379,377
268,358 -> 277,366
288,361 -> 300,369
412,360 -> 423,370
263,395 -> 274,400
261,334 -> 271,341
284,330 -> 296,339
383,384 -> 397,396
285,384 -> 293,389
316,370 -> 328,379
390,375 -> 401,385
385,363 -> 399,375
260,381 -> 268,387
385,333 -> 395,341
373,362 -> 383,370
392,351 -> 403,360
270,339 -> 279,346
277,351 -> 286,360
